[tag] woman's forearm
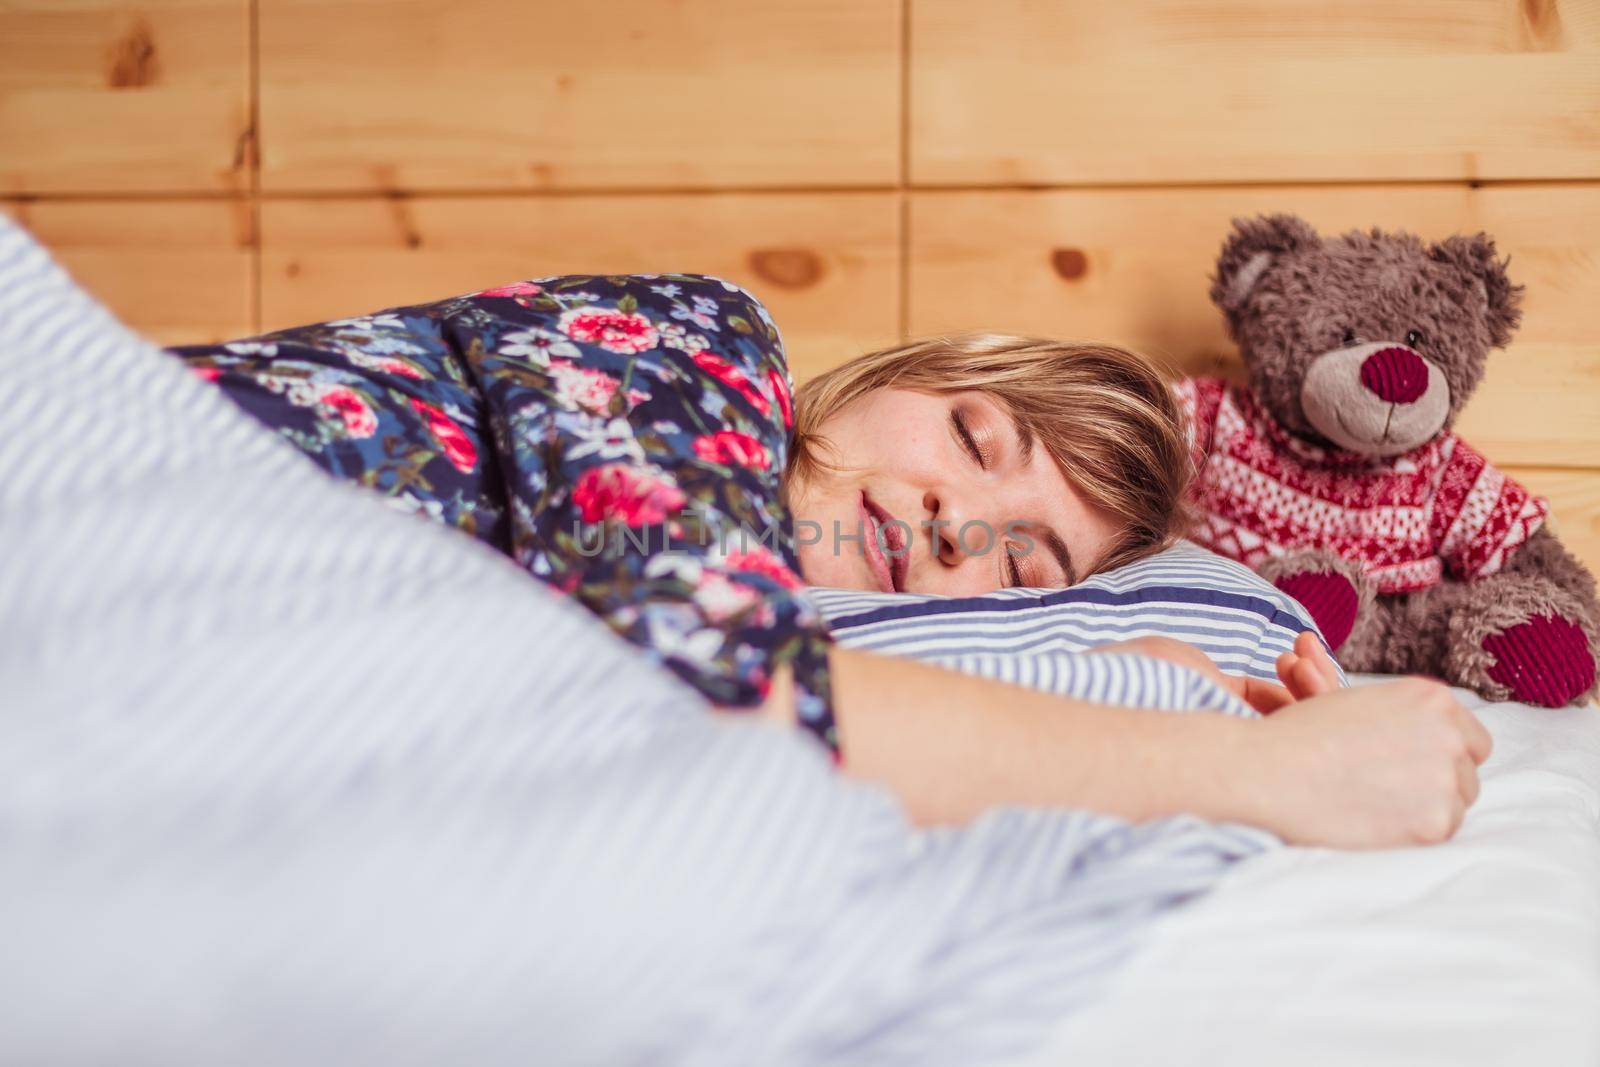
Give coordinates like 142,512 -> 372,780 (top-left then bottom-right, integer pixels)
825,645 -> 1492,849
828,646 -> 1258,827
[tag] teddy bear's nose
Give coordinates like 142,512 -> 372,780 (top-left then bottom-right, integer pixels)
1359,346 -> 1430,404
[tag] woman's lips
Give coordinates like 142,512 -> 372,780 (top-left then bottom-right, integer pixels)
860,492 -> 907,593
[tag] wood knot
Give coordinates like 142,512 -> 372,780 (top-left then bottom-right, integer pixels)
231,124 -> 256,172
747,248 -> 824,290
384,195 -> 422,249
107,20 -> 160,89
1050,247 -> 1089,281
1518,0 -> 1565,51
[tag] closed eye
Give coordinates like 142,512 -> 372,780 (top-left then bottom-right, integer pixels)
951,409 -> 988,469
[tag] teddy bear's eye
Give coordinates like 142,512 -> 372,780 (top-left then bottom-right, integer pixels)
1341,328 -> 1358,346
1405,329 -> 1425,348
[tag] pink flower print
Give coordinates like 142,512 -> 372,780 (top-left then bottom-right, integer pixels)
558,307 -> 660,355
378,359 -> 423,379
478,280 -> 544,298
408,398 -> 478,473
320,386 -> 378,439
690,350 -> 770,416
572,464 -> 687,527
548,359 -> 621,414
767,367 -> 793,428
723,546 -> 804,590
692,430 -> 771,470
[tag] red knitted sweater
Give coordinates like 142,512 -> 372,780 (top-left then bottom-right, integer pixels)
1177,377 -> 1548,595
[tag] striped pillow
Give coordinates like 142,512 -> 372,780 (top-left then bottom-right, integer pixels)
812,540 -> 1343,690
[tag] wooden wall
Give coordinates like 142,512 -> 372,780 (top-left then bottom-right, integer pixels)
3,0 -> 1597,568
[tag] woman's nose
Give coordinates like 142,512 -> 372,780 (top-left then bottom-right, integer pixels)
922,488 -> 980,564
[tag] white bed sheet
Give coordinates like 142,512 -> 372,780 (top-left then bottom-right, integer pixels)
1022,678 -> 1600,1067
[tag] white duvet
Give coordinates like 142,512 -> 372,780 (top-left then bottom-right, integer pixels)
1021,681 -> 1600,1067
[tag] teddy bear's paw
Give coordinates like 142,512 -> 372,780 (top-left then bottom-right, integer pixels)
1448,576 -> 1600,706
1273,571 -> 1359,649
1482,614 -> 1597,708
1257,551 -> 1373,651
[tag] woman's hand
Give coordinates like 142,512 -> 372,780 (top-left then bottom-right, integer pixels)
1082,634 -> 1493,847
1229,676 -> 1493,848
1090,630 -> 1342,714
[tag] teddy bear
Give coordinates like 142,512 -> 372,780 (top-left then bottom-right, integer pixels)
1178,213 -> 1599,707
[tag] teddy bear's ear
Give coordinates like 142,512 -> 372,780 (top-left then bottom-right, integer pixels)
1427,233 -> 1524,349
1209,214 -> 1322,314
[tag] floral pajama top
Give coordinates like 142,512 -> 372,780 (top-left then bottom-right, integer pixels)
171,275 -> 836,753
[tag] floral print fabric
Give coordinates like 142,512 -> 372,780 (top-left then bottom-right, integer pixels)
171,275 -> 836,753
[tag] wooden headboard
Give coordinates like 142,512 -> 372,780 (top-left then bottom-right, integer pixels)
3,0 -> 1596,569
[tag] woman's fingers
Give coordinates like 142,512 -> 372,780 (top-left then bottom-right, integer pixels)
1456,755 -> 1480,807
1252,680 -> 1296,713
1455,704 -> 1494,765
1295,631 -> 1342,689
1295,656 -> 1333,697
1275,651 -> 1298,691
1448,797 -> 1468,840
1293,631 -> 1333,679
1229,675 -> 1295,714
1276,646 -> 1336,701
1275,651 -> 1315,698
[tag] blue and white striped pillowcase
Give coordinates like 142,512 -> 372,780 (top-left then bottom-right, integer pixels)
811,540 -> 1344,704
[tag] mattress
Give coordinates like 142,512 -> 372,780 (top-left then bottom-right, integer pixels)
1017,678 -> 1600,1067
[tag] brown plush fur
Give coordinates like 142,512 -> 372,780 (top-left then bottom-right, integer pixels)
1207,214 -> 1600,705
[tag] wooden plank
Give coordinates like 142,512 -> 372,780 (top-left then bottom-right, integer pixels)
0,199 -> 255,344
1513,467 -> 1600,577
911,0 -> 1600,185
258,0 -> 900,192
909,183 -> 1600,467
259,192 -> 900,379
0,0 -> 251,194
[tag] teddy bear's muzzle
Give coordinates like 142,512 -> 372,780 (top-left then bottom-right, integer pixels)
1299,341 -> 1451,457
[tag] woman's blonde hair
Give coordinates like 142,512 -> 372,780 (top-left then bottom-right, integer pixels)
789,332 -> 1192,577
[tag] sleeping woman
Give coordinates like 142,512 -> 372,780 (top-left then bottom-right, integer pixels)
173,273 -> 1490,848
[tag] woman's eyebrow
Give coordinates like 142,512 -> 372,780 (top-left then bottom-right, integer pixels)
1041,529 -> 1077,587
1006,413 -> 1035,464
